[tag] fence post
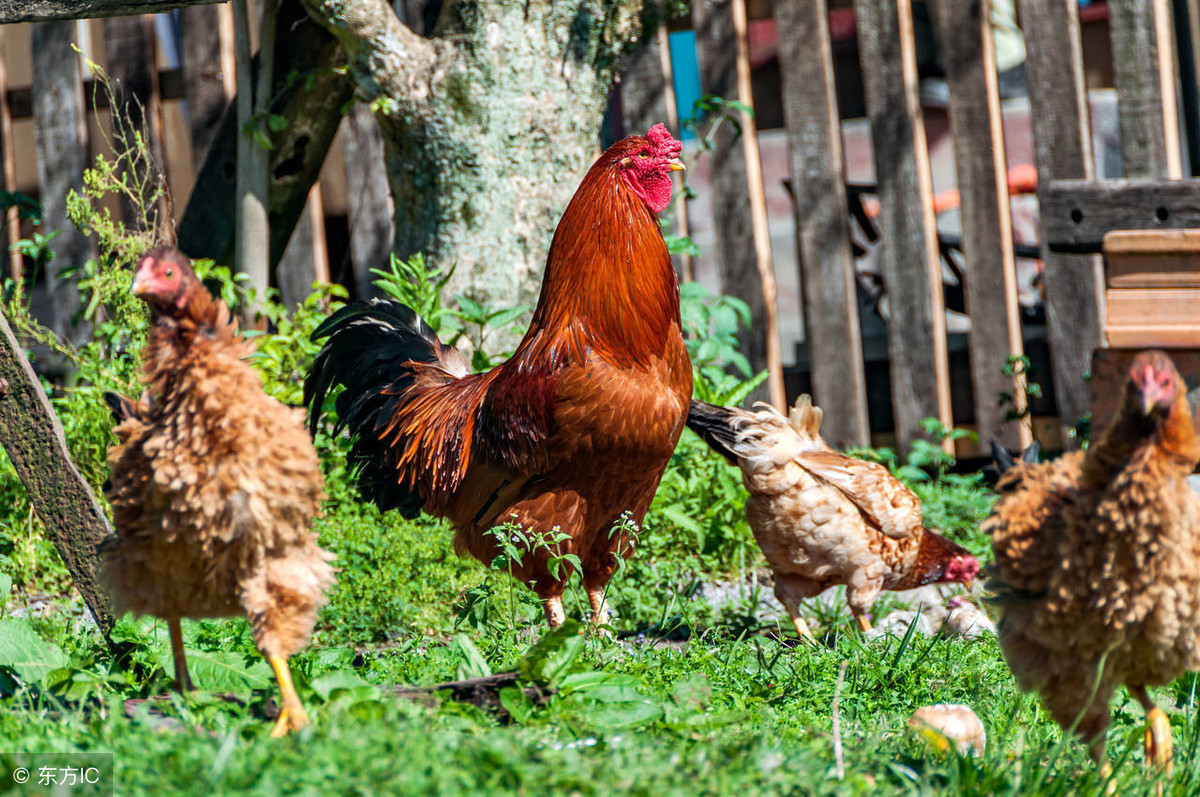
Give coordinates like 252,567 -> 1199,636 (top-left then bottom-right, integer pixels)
774,0 -> 870,448
1109,0 -> 1182,179
936,0 -> 1031,450
854,0 -> 953,452
1017,0 -> 1103,445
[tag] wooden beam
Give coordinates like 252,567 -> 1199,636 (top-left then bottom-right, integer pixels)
773,0 -> 869,449
853,0 -> 952,452
1042,178 -> 1200,252
32,20 -> 94,346
0,0 -> 223,24
0,309 -> 115,637
343,103 -> 393,300
1016,0 -> 1103,446
937,0 -> 1029,450
1108,0 -> 1182,178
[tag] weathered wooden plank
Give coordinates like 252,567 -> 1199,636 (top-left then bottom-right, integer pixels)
1043,178 -> 1200,252
1109,0 -> 1182,178
936,0 -> 1029,450
179,3 -> 234,164
0,31 -> 19,284
1016,0 -> 1103,445
853,0 -> 952,452
276,186 -> 330,308
103,14 -> 168,228
0,309 -> 115,637
1104,229 -> 1200,287
1105,326 -> 1200,347
343,103 -> 393,300
32,20 -> 94,346
773,0 -> 869,448
0,0 -> 223,24
618,6 -> 669,139
692,0 -> 774,405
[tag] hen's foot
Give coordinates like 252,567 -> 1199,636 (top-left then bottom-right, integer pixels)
1145,706 -> 1173,775
790,615 -> 817,644
855,615 -> 872,634
267,655 -> 310,737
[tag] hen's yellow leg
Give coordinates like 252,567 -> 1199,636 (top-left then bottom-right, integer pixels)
855,614 -> 873,634
167,617 -> 192,693
268,655 -> 310,737
1132,686 -> 1173,776
788,613 -> 817,644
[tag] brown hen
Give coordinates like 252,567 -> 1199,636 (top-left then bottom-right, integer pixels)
102,248 -> 335,736
687,395 -> 979,639
985,349 -> 1200,775
304,125 -> 692,628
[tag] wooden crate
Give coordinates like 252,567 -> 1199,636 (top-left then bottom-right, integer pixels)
1091,229 -> 1200,432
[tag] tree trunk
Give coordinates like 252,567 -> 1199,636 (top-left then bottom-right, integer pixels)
299,0 -> 645,345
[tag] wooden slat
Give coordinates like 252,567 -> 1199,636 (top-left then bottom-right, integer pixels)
852,0 -> 952,452
692,0 -> 775,405
936,0 -> 1029,450
1105,287 -> 1200,325
1016,0 -> 1103,445
0,0 -> 223,24
618,11 -> 669,139
103,14 -> 168,229
1043,178 -> 1200,252
179,3 -> 234,164
773,0 -> 869,448
276,187 -> 329,308
0,31 -> 19,284
732,0 -> 784,411
343,103 -> 393,300
31,20 -> 94,346
1104,229 -> 1200,287
1105,326 -> 1200,347
1109,0 -> 1182,178
0,310 -> 115,637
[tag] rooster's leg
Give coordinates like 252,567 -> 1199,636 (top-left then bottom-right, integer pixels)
268,655 -> 310,737
543,595 -> 566,628
167,617 -> 192,693
1131,685 -> 1173,776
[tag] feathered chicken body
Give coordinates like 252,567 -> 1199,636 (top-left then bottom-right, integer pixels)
985,349 -> 1200,772
305,124 -> 692,626
102,248 -> 334,735
687,396 -> 978,638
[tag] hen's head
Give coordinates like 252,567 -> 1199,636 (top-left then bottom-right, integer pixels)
132,247 -> 200,316
1125,349 -> 1181,420
615,123 -> 685,213
944,554 -> 980,585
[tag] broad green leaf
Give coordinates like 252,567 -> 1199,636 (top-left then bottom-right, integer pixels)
311,670 -> 372,701
0,618 -> 68,686
158,647 -> 271,693
453,634 -> 492,680
518,620 -> 585,687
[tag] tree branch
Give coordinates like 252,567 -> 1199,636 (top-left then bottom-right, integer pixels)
296,0 -> 444,118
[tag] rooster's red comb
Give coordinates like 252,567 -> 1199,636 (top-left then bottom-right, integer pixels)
646,123 -> 682,160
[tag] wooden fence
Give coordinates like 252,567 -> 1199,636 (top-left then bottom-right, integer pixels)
2,0 -> 1199,456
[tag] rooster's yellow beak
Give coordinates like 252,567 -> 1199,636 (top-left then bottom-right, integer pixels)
668,157 -> 686,172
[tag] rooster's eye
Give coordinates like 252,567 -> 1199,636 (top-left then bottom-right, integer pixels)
638,150 -> 650,158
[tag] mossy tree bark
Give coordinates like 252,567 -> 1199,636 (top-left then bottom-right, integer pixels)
298,0 -> 647,330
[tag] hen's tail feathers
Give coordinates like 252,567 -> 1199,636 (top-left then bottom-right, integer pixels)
303,299 -> 468,516
686,400 -> 744,466
787,394 -> 824,441
104,391 -> 144,425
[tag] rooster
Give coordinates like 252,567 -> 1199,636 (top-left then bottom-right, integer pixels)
985,349 -> 1200,776
687,396 -> 979,639
102,248 -> 335,736
304,124 -> 691,628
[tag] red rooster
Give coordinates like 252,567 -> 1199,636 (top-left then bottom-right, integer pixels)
305,124 -> 692,627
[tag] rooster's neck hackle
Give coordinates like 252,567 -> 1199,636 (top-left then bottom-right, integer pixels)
522,153 -> 680,368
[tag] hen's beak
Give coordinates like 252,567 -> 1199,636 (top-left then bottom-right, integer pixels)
668,157 -> 686,172
131,270 -> 150,297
